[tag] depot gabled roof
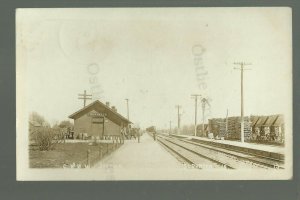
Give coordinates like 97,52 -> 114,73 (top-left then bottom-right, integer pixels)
69,100 -> 131,125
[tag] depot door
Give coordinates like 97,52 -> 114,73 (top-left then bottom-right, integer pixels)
91,117 -> 104,139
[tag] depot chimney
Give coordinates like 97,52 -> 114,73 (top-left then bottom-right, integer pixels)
111,106 -> 117,112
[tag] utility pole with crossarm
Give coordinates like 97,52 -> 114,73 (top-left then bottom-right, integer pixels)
78,90 -> 92,108
234,62 -> 252,143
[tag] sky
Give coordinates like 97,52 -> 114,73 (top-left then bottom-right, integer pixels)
17,8 -> 292,129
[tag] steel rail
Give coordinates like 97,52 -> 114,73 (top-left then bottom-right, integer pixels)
161,134 -> 283,169
158,136 -> 234,169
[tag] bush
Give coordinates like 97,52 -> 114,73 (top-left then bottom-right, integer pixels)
34,127 -> 60,151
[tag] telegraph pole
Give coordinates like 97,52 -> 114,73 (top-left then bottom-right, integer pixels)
78,90 -> 92,107
125,98 -> 129,120
169,121 -> 172,135
191,94 -> 201,136
234,62 -> 252,143
175,105 -> 181,134
226,109 -> 229,136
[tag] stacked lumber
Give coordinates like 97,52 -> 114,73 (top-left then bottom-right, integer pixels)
217,121 -> 227,137
227,117 -> 239,140
234,117 -> 252,141
204,114 -> 284,144
208,118 -> 224,137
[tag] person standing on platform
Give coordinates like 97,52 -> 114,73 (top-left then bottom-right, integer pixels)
137,130 -> 140,143
120,127 -> 125,144
153,131 -> 156,141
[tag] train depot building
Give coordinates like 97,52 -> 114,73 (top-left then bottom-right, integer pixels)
69,100 -> 131,140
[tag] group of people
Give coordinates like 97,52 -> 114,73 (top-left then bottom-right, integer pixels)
120,126 -> 141,143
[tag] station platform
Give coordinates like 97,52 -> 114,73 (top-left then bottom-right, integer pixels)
93,133 -> 202,180
170,134 -> 285,160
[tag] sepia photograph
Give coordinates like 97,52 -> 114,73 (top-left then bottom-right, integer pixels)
16,7 -> 293,180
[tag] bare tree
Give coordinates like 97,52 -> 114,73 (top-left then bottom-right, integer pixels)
35,127 -> 59,151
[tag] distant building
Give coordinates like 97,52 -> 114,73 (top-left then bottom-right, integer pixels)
271,114 -> 284,142
69,100 -> 131,139
250,115 -> 260,139
262,115 -> 278,137
253,116 -> 269,137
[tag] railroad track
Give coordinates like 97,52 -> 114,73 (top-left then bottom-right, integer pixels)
157,134 -> 284,169
158,136 -> 232,169
176,136 -> 284,168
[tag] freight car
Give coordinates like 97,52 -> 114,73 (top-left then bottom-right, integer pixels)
146,126 -> 156,133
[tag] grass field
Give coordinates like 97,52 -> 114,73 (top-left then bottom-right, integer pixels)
29,142 -> 116,168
